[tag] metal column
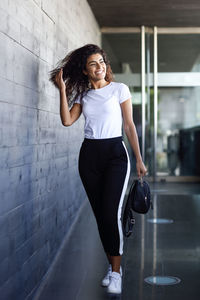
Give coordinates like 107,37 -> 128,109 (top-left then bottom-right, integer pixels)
141,26 -> 146,162
153,26 -> 158,181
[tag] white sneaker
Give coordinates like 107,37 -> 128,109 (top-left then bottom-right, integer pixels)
101,265 -> 122,287
101,264 -> 112,286
107,271 -> 122,294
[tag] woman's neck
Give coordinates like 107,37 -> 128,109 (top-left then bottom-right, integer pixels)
90,79 -> 109,90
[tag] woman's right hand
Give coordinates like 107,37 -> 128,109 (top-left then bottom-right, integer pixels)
55,68 -> 65,91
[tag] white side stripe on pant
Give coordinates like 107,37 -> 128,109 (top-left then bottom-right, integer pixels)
118,141 -> 131,255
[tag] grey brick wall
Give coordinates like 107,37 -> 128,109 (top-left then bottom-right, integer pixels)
0,0 -> 100,299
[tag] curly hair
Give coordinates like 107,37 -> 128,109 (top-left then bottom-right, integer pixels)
49,44 -> 114,107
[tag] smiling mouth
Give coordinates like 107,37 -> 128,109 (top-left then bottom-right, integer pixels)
95,70 -> 104,75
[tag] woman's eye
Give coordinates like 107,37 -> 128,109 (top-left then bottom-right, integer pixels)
89,61 -> 104,67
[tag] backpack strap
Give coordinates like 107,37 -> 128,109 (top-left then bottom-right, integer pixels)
122,180 -> 136,237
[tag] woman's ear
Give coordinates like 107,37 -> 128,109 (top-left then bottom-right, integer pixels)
83,69 -> 87,76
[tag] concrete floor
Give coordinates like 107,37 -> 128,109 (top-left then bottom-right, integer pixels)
34,182 -> 200,300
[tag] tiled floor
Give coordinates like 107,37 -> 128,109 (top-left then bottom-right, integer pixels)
34,182 -> 200,300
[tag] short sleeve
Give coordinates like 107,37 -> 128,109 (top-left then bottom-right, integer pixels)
74,95 -> 81,104
119,83 -> 132,104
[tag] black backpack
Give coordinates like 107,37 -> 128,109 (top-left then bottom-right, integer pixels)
122,178 -> 153,237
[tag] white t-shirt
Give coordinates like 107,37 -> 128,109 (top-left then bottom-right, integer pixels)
74,81 -> 132,139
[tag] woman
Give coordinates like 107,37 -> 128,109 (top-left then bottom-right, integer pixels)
49,44 -> 147,295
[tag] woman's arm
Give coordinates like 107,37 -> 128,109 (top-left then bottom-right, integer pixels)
55,69 -> 82,126
120,98 -> 147,177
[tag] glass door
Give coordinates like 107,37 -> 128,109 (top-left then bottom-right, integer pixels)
145,28 -> 200,181
102,27 -> 200,181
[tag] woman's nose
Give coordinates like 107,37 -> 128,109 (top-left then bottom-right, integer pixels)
96,63 -> 101,69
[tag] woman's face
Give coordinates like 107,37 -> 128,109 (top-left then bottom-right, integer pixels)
83,53 -> 107,82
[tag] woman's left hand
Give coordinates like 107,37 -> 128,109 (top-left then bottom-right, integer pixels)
136,160 -> 148,178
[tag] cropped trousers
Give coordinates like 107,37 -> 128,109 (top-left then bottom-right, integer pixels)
78,136 -> 130,256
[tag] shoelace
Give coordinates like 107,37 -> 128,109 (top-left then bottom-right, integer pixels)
110,273 -> 121,282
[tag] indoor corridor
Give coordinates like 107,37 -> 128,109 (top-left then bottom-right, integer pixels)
33,182 -> 200,300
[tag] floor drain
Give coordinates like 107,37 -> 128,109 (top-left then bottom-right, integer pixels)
147,218 -> 174,224
144,276 -> 181,285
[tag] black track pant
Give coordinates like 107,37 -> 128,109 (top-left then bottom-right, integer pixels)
78,136 -> 130,256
